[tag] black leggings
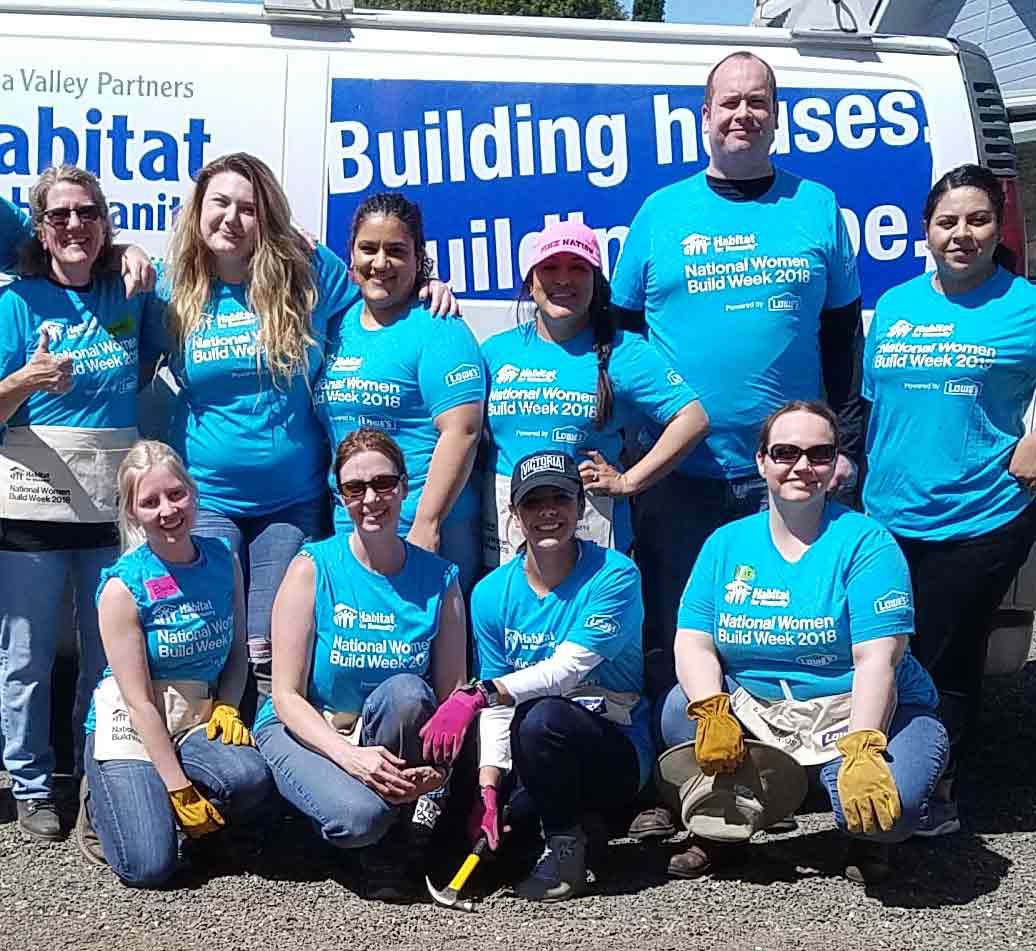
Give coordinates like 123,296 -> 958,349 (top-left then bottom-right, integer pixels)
509,697 -> 641,837
895,502 -> 1036,772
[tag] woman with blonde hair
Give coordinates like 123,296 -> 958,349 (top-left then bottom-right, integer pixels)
157,153 -> 455,698
81,440 -> 273,886
0,165 -> 165,843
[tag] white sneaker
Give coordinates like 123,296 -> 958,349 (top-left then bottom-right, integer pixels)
515,827 -> 587,902
411,795 -> 442,837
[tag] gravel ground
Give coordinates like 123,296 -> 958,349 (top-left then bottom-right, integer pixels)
2,657 -> 1035,951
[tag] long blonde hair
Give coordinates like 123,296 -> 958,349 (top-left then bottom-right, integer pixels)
165,152 -> 318,383
117,440 -> 198,552
18,164 -> 119,278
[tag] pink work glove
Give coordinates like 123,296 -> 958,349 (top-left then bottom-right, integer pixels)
467,785 -> 502,851
419,688 -> 487,763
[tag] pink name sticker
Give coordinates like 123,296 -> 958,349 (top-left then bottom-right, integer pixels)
145,575 -> 181,601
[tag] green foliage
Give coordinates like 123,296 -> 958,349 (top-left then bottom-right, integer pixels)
360,0 -> 628,20
632,0 -> 663,20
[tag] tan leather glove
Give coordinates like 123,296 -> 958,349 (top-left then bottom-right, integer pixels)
835,729 -> 901,835
206,703 -> 253,746
687,692 -> 745,776
169,784 -> 226,839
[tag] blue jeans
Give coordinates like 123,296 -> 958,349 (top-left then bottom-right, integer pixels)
0,546 -> 116,799
193,495 -> 328,685
661,684 -> 949,843
633,472 -> 767,698
84,730 -> 274,888
255,673 -> 436,849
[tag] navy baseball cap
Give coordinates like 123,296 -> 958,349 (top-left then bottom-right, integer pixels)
510,451 -> 583,506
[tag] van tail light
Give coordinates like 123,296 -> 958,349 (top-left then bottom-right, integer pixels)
999,176 -> 1028,277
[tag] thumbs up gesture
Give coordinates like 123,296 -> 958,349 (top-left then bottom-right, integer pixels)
20,328 -> 74,395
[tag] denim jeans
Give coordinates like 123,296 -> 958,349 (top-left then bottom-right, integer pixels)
661,684 -> 948,843
633,472 -> 767,699
84,730 -> 274,887
510,696 -> 641,837
193,495 -> 328,696
254,673 -> 436,849
0,545 -> 116,799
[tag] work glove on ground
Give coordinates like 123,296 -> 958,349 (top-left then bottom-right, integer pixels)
419,688 -> 487,763
835,729 -> 901,835
169,784 -> 226,839
467,785 -> 502,851
206,703 -> 253,746
687,692 -> 745,775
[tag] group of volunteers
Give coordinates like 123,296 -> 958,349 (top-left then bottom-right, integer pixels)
1,47 -> 1035,902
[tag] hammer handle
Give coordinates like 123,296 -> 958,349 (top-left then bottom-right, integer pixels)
446,834 -> 490,891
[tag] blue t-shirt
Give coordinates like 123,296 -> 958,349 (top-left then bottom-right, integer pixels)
254,536 -> 459,730
482,323 -> 695,551
314,299 -> 484,534
610,169 -> 860,479
471,540 -> 654,786
863,268 -> 1036,541
0,196 -> 30,273
86,535 -> 237,733
0,275 -> 166,429
161,244 -> 357,516
677,504 -> 936,708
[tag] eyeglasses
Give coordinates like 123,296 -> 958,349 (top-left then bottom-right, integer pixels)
338,474 -> 403,501
765,443 -> 838,466
41,205 -> 102,227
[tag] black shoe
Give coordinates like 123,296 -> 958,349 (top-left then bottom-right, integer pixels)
844,839 -> 891,885
360,823 -> 423,903
17,798 -> 63,843
75,779 -> 106,866
628,805 -> 677,841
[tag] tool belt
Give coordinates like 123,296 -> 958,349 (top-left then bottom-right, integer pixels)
0,425 -> 137,523
565,684 -> 640,727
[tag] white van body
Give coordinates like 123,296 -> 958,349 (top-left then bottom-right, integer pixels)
0,0 -> 1030,668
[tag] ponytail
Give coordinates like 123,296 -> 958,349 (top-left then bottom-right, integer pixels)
589,270 -> 616,431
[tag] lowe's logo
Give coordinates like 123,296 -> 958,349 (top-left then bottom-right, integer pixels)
874,589 -> 910,615
445,363 -> 481,387
944,378 -> 980,397
552,426 -> 584,445
768,292 -> 801,312
797,653 -> 838,668
584,614 -> 620,636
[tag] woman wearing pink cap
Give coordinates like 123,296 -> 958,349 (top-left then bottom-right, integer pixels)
481,220 -> 709,567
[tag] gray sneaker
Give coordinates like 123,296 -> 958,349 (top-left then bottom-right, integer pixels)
914,797 -> 961,838
515,827 -> 587,902
17,798 -> 63,843
75,778 -> 107,866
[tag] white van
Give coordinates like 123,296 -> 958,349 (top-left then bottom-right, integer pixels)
0,0 -> 1031,669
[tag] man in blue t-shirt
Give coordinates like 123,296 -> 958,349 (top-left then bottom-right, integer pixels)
610,51 -> 864,840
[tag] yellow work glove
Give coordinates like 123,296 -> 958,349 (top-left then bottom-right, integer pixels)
168,784 -> 226,839
687,692 -> 745,776
206,703 -> 253,746
835,729 -> 901,835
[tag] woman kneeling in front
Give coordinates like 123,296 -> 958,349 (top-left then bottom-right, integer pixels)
83,441 -> 274,886
254,429 -> 467,901
421,450 -> 653,902
659,401 -> 948,884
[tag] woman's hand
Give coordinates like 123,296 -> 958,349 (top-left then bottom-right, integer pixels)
467,784 -> 508,851
342,744 -> 418,804
118,245 -> 157,298
835,729 -> 901,834
418,279 -> 461,317
1009,434 -> 1036,491
19,330 -> 73,395
401,764 -> 447,798
419,687 -> 486,763
168,784 -> 226,839
206,703 -> 253,746
579,450 -> 631,497
687,692 -> 745,775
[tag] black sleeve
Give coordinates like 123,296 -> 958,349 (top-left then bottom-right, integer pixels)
819,296 -> 865,468
612,304 -> 647,337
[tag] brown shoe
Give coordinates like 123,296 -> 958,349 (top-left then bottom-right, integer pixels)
667,839 -> 746,879
628,805 -> 676,841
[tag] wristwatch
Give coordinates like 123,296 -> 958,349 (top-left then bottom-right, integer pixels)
463,677 -> 502,707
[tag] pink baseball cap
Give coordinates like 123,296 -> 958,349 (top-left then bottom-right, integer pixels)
525,220 -> 602,276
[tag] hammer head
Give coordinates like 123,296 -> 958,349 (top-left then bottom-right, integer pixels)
425,875 -> 478,912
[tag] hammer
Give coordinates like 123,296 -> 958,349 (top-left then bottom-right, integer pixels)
425,832 -> 492,912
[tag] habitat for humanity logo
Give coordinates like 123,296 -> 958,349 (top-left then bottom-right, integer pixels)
445,363 -> 481,387
585,614 -> 620,636
333,603 -> 358,628
494,363 -> 556,384
944,378 -> 981,397
724,564 -> 756,605
768,292 -> 801,313
681,232 -> 757,256
885,320 -> 954,339
682,233 -> 711,255
331,355 -> 363,373
873,589 -> 910,615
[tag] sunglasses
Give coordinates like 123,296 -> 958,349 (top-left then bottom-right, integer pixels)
338,473 -> 403,502
42,205 -> 102,227
765,443 -> 838,466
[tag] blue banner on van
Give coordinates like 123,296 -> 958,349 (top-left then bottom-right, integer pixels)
326,79 -> 933,309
